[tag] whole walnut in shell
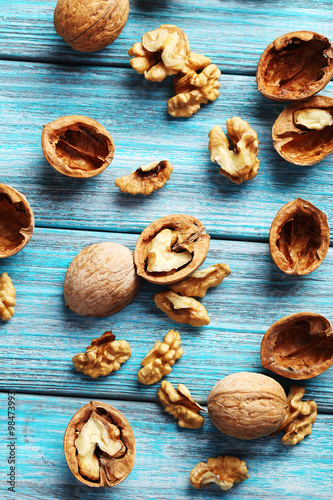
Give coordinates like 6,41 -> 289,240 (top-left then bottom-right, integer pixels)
64,242 -> 141,317
207,372 -> 287,440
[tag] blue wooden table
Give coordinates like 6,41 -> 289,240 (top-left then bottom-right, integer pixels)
1,1 -> 333,499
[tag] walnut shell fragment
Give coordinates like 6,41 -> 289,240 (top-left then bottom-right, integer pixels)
134,214 -> 210,285
0,273 -> 16,321
257,31 -> 333,101
261,313 -> 333,379
170,263 -> 230,298
64,401 -> 135,487
54,0 -> 129,53
0,184 -> 34,258
154,291 -> 210,327
272,96 -> 333,165
158,381 -> 204,429
42,116 -> 115,178
269,198 -> 330,276
190,456 -> 249,491
115,160 -> 173,195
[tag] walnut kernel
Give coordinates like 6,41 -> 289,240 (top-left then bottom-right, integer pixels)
146,229 -> 192,273
158,381 -> 204,429
0,273 -> 16,321
154,291 -> 210,327
170,263 -> 230,298
115,160 -> 173,195
190,456 -> 249,491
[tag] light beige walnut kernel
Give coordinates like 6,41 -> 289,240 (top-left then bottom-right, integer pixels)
72,331 -> 131,379
158,381 -> 204,429
147,228 -> 192,273
154,291 -> 210,327
0,273 -> 16,321
190,456 -> 249,491
115,160 -> 173,196
138,329 -> 183,385
170,263 -> 231,298
209,118 -> 260,184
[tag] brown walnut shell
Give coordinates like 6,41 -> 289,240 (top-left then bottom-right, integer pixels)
42,115 -> 115,178
134,214 -> 210,285
269,198 -> 330,276
261,313 -> 333,379
54,0 -> 129,53
64,400 -> 135,487
257,31 -> 333,101
0,184 -> 34,258
272,96 -> 333,165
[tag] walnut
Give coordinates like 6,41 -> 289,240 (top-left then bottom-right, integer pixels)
170,263 -> 230,298
158,381 -> 204,429
128,24 -> 190,82
0,273 -> 16,321
146,228 -> 192,273
208,118 -> 260,184
137,329 -> 183,385
271,385 -> 317,445
154,291 -> 210,327
190,456 -> 249,491
114,160 -> 173,195
72,331 -> 131,379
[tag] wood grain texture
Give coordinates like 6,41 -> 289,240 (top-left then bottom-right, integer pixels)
0,392 -> 332,500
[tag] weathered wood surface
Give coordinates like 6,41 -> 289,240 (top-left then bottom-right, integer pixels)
0,392 -> 332,500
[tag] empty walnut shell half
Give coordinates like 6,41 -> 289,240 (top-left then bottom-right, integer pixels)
0,184 -> 34,258
134,214 -> 210,285
257,31 -> 333,101
272,96 -> 333,165
64,400 -> 135,487
261,313 -> 333,379
42,115 -> 115,178
269,198 -> 330,275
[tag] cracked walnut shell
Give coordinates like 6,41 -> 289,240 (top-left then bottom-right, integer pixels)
269,199 -> 330,276
257,31 -> 333,101
209,118 -> 260,184
261,313 -> 333,379
42,116 -> 115,178
170,263 -> 230,298
115,160 -> 173,195
64,401 -> 135,487
154,291 -> 210,327
158,381 -> 204,429
72,331 -> 131,379
0,273 -> 16,321
272,96 -> 333,165
190,456 -> 249,491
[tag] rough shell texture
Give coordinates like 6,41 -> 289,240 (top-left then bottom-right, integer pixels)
64,242 -> 141,317
207,372 -> 287,440
269,198 -> 330,276
64,400 -> 135,487
261,313 -> 333,380
134,214 -> 210,285
272,96 -> 333,165
257,31 -> 333,101
54,0 -> 129,53
42,115 -> 115,178
0,183 -> 34,258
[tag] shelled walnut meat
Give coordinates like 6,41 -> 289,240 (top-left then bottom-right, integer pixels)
154,290 -> 210,327
170,263 -> 231,298
261,313 -> 333,379
0,184 -> 34,258
269,198 -> 330,275
257,31 -> 333,101
134,214 -> 210,285
0,273 -> 16,321
42,116 -> 115,178
190,456 -> 249,491
158,381 -> 204,429
115,160 -> 173,195
272,96 -> 333,165
64,401 -> 135,487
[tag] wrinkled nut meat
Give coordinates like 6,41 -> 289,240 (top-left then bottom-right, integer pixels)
54,0 -> 129,53
64,242 -> 141,317
115,160 -> 173,195
272,96 -> 333,165
158,381 -> 205,429
261,312 -> 333,379
129,24 -> 190,82
134,214 -> 210,285
269,198 -> 330,276
207,372 -> 287,440
42,116 -> 115,178
271,385 -> 317,445
154,291 -> 210,327
257,31 -> 333,101
208,118 -> 260,184
170,263 -> 230,298
0,273 -> 16,321
137,329 -> 183,385
72,331 -> 132,379
0,184 -> 34,258
64,401 -> 135,487
190,456 -> 249,491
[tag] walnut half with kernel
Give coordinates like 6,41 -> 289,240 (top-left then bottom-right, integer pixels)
158,381 -> 204,429
170,263 -> 230,298
0,273 -> 16,321
154,291 -> 210,327
190,456 -> 249,491
115,160 -> 173,195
